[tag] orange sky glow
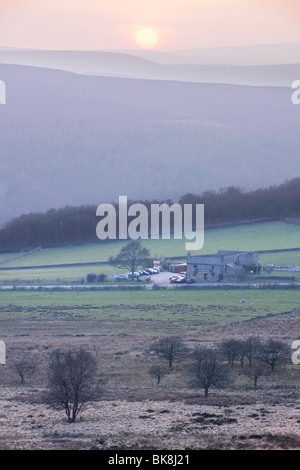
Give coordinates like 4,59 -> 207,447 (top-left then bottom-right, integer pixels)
0,0 -> 300,50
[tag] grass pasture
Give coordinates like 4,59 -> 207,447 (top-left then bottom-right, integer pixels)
0,265 -> 141,283
0,220 -> 299,283
0,288 -> 299,336
260,251 -> 300,266
1,221 -> 300,268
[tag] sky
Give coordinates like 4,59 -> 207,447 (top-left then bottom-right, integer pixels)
0,0 -> 300,50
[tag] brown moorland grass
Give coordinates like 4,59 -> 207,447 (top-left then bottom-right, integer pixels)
0,291 -> 299,449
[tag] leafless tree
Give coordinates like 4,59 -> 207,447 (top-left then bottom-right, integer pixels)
109,240 -> 151,279
243,364 -> 268,390
45,348 -> 100,423
242,336 -> 262,367
149,335 -> 187,369
190,347 -> 227,398
258,339 -> 290,372
149,365 -> 165,386
219,339 -> 241,367
237,340 -> 247,368
14,358 -> 37,384
92,344 -> 101,357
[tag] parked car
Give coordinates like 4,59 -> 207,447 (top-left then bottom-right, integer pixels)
144,268 -> 156,274
127,272 -> 140,278
114,274 -> 129,281
170,275 -> 183,283
138,270 -> 149,276
170,273 -> 185,279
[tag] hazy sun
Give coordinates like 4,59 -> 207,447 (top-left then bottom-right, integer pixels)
135,29 -> 158,49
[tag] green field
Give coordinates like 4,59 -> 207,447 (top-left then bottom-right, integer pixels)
0,252 -> 19,262
260,251 -> 300,266
3,221 -> 300,266
0,265 -> 123,282
0,221 -> 299,282
0,288 -> 299,336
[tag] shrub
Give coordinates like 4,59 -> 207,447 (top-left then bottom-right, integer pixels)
86,273 -> 97,283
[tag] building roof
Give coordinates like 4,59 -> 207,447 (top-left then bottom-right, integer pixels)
187,255 -> 222,266
187,250 -> 258,267
217,250 -> 256,256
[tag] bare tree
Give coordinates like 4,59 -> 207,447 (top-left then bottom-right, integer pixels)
258,339 -> 290,372
45,348 -> 100,423
14,358 -> 37,384
242,336 -> 262,367
149,365 -> 166,386
92,344 -> 101,357
243,364 -> 268,390
149,335 -> 187,369
190,347 -> 227,398
219,339 -> 241,367
109,240 -> 151,279
237,340 -> 247,368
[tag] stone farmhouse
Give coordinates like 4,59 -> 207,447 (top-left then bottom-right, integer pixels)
186,249 -> 259,282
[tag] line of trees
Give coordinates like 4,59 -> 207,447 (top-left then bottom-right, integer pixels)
0,177 -> 299,253
7,335 -> 293,423
149,335 -> 291,397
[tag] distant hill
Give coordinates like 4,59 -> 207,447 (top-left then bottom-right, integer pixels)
0,64 -> 299,227
122,43 -> 300,65
157,43 -> 300,66
0,47 -> 300,86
